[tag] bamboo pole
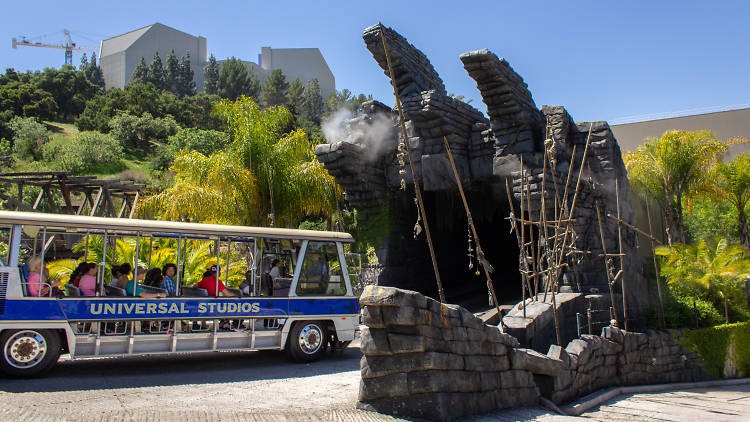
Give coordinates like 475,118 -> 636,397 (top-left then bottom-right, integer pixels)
378,23 -> 445,303
443,137 -> 503,328
645,196 -> 666,328
616,180 -> 629,330
595,201 -> 620,326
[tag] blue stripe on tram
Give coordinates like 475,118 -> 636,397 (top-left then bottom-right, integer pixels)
1,297 -> 360,321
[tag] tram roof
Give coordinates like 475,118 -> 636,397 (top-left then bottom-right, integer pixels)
0,211 -> 354,243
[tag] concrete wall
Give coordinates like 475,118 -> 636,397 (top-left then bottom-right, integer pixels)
611,108 -> 750,154
359,286 -> 709,421
260,47 -> 335,98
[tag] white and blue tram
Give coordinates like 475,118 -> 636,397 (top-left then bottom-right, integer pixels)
0,211 -> 360,377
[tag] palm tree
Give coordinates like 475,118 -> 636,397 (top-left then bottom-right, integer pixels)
656,237 -> 750,321
625,130 -> 726,244
710,152 -> 750,249
138,150 -> 259,225
213,96 -> 340,227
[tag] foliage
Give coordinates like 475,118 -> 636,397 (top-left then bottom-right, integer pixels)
261,69 -> 289,108
130,57 -> 149,85
214,96 -> 340,227
138,149 -> 258,224
681,322 -> 750,377
152,127 -> 230,170
177,52 -> 196,97
301,78 -> 324,124
0,79 -> 57,120
42,131 -> 123,174
685,197 -> 738,243
656,238 -> 750,324
710,154 -> 750,248
325,89 -> 372,115
147,52 -> 166,90
8,116 -> 49,160
286,78 -> 305,116
76,84 -> 218,133
625,130 -> 726,244
203,54 -> 219,95
108,112 -> 180,151
32,65 -> 99,120
80,52 -> 105,90
218,57 -> 259,101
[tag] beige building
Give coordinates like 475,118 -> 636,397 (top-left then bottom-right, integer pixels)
611,107 -> 750,153
99,23 -> 335,97
100,23 -> 207,91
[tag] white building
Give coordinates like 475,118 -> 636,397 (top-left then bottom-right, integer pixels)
99,23 -> 335,97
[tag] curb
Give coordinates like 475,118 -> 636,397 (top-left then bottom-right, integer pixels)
561,377 -> 750,416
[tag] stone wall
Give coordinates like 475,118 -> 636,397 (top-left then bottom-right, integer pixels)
358,286 -> 709,421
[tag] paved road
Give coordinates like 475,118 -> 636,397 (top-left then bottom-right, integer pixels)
1,341 -> 747,421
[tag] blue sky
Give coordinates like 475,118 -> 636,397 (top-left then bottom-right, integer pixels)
1,0 -> 748,123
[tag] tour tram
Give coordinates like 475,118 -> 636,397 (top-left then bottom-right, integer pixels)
0,210 -> 360,377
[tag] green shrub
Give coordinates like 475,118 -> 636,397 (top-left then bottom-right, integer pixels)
44,131 -> 124,174
8,116 -> 49,160
682,322 -> 750,377
108,112 -> 180,152
152,127 -> 229,170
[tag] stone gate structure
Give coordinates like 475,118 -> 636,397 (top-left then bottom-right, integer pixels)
316,24 -> 648,324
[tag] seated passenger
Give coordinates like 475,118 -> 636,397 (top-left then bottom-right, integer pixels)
78,263 -> 99,296
114,263 -> 132,289
161,263 -> 177,296
144,268 -> 163,288
124,267 -> 165,298
195,265 -> 235,297
25,256 -> 61,297
69,262 -> 89,287
239,270 -> 253,296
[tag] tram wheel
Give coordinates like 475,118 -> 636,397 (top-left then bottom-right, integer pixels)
286,321 -> 327,363
0,329 -> 61,378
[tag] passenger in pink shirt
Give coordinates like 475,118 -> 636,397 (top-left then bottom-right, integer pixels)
25,256 -> 62,297
77,263 -> 99,296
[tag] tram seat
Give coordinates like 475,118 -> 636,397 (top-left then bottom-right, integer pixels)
140,285 -> 167,295
181,286 -> 209,297
226,287 -> 242,297
66,284 -> 81,297
105,285 -> 127,297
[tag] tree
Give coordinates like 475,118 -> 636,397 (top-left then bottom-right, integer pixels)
261,69 -> 288,108
108,112 -> 180,151
139,149 -> 259,225
286,78 -> 305,116
217,57 -> 258,101
42,131 -> 123,174
213,96 -> 339,227
656,238 -> 750,322
711,152 -> 750,248
165,50 -> 180,95
147,52 -> 166,90
0,80 -> 57,120
83,52 -> 105,90
130,57 -> 149,85
31,65 -> 98,120
624,130 -> 726,244
152,127 -> 230,169
177,52 -> 196,97
301,78 -> 324,124
203,54 -> 219,95
8,116 -> 49,160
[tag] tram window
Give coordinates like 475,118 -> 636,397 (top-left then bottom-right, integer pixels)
0,226 -> 9,265
296,242 -> 345,296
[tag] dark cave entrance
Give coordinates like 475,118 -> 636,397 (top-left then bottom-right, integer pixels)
378,180 -> 524,311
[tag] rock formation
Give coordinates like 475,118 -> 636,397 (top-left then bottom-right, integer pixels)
316,24 -> 648,324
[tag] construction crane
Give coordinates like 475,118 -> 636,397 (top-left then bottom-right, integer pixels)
12,29 -> 85,66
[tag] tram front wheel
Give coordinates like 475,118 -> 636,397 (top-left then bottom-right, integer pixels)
286,321 -> 327,363
0,329 -> 61,377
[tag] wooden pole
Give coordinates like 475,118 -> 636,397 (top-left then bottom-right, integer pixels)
595,201 -> 620,327
378,23 -> 445,303
616,180 -> 629,330
443,137 -> 503,328
645,196 -> 666,328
